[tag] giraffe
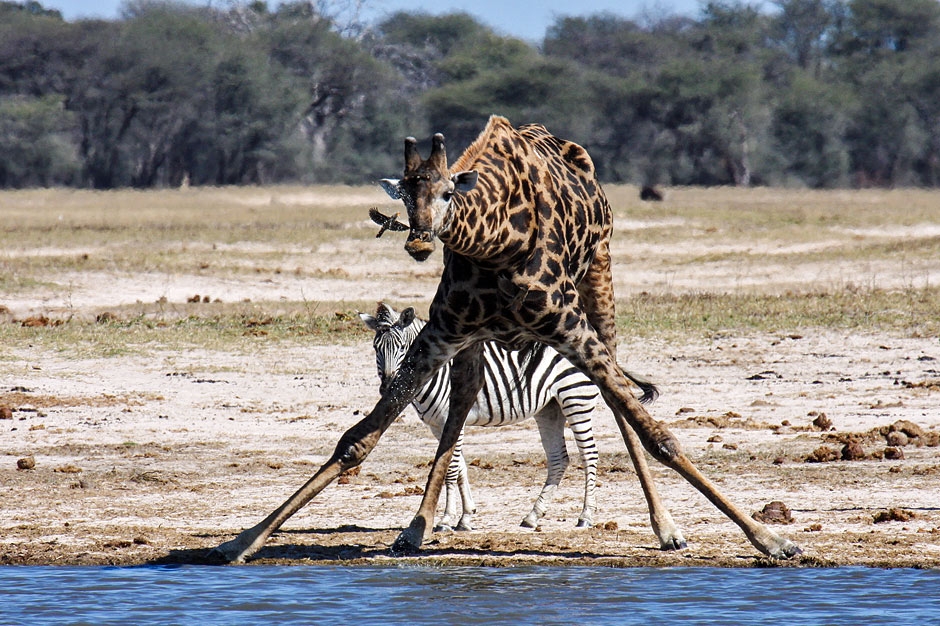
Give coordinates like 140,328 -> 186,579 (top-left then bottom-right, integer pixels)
210,116 -> 800,563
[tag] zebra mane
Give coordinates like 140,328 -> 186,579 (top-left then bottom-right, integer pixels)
373,302 -> 398,328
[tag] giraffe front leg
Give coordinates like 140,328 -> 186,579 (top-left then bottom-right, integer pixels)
210,344 -> 443,564
394,344 -> 484,553
209,398 -> 401,564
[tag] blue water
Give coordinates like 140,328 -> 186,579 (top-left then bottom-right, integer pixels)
0,565 -> 938,625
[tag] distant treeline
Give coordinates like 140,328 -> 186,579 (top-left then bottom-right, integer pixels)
2,0 -> 939,189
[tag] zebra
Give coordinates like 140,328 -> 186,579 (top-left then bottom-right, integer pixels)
359,301 -> 600,532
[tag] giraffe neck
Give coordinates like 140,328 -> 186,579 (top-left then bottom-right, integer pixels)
438,118 -> 536,265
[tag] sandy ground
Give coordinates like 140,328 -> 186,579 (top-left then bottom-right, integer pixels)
2,193 -> 939,568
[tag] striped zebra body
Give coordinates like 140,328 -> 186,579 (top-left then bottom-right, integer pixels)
360,302 -> 599,531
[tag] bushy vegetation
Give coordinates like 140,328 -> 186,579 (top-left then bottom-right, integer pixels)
1,0 -> 939,189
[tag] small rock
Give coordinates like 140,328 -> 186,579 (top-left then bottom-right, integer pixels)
841,441 -> 867,461
812,413 -> 833,430
890,420 -> 925,439
722,442 -> 738,451
804,523 -> 823,532
707,435 -> 723,443
0,406 -> 12,420
752,501 -> 794,524
95,312 -> 119,324
884,446 -> 905,460
772,456 -> 786,465
886,431 -> 909,447
17,456 -> 35,470
873,508 -> 917,523
806,445 -> 839,463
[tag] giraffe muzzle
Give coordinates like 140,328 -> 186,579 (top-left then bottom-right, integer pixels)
405,229 -> 435,261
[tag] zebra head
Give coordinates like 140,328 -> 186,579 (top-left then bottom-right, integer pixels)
358,302 -> 423,395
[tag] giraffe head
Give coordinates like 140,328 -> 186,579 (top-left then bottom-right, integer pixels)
380,133 -> 478,261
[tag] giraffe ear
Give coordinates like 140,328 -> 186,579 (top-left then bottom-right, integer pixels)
359,312 -> 378,330
379,178 -> 401,199
452,171 -> 478,194
399,307 -> 416,327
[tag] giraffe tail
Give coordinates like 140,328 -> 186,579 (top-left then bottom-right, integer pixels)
622,368 -> 659,404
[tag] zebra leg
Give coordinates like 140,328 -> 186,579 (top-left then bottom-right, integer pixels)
564,410 -> 599,528
394,343 -> 484,553
452,431 -> 477,531
428,422 -> 461,531
435,428 -> 476,531
521,406 -> 568,529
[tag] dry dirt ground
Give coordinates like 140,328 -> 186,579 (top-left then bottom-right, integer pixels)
2,187 -> 939,568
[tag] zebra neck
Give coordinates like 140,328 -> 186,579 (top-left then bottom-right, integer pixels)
411,362 -> 451,419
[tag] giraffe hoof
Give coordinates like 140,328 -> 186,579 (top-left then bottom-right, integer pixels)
660,537 -> 688,551
575,519 -> 592,528
204,547 -> 237,565
391,528 -> 423,555
774,541 -> 803,560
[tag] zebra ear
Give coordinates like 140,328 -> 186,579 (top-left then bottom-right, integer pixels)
399,307 -> 416,327
359,312 -> 379,331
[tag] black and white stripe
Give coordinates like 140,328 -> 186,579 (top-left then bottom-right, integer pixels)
360,302 -> 599,531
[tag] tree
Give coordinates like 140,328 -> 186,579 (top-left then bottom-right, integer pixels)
771,71 -> 851,186
0,95 -> 79,186
770,0 -> 837,73
832,0 -> 940,185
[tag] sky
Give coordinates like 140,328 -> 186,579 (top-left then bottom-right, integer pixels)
38,0 -> 745,42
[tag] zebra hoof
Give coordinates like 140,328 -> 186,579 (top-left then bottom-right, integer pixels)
520,519 -> 537,529
455,521 -> 473,532
575,519 -> 592,528
433,524 -> 454,533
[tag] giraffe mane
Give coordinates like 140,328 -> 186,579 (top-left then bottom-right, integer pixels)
450,115 -> 513,173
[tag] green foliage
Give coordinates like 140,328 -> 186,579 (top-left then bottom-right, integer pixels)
771,72 -> 851,187
1,0 -> 940,188
0,95 -> 80,186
